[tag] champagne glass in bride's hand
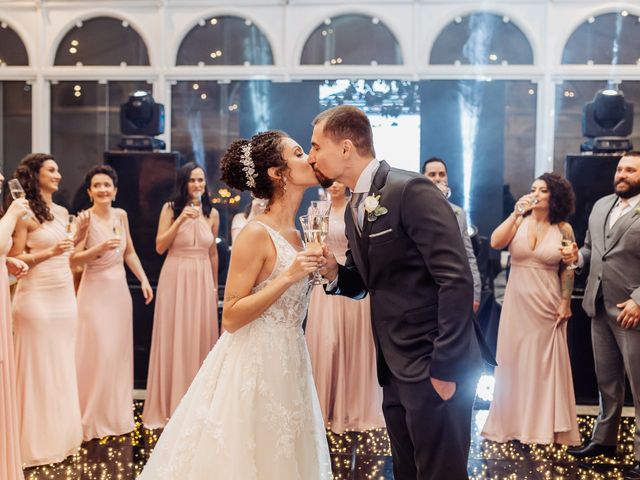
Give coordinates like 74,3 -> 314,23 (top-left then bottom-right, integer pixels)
7,179 -> 33,219
300,215 -> 324,285
308,200 -> 331,243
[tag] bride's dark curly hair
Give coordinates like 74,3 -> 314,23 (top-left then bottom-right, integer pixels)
9,153 -> 56,223
220,131 -> 289,203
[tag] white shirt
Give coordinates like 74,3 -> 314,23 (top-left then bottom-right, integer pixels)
578,193 -> 640,268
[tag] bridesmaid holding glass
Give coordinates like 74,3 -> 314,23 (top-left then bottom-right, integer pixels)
143,162 -> 220,428
9,153 -> 84,467
305,181 -> 385,433
0,172 -> 30,480
72,165 -> 153,441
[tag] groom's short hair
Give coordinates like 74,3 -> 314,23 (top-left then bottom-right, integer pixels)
313,106 -> 376,158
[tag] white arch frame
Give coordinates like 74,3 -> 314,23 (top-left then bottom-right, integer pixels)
48,10 -> 154,67
292,7 -> 407,68
173,9 -> 279,67
556,5 -> 640,66
0,16 -> 34,67
424,8 -> 539,67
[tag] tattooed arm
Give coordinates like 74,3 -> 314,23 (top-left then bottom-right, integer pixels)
556,222 -> 575,323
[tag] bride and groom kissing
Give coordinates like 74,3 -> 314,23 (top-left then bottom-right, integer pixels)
138,105 -> 493,480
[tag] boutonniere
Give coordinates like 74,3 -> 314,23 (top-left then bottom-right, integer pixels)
363,194 -> 388,222
635,207 -> 640,216
453,206 -> 461,216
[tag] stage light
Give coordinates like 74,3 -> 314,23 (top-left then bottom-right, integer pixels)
119,91 -> 165,151
581,88 -> 634,152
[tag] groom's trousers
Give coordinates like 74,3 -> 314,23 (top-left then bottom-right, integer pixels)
382,374 -> 477,480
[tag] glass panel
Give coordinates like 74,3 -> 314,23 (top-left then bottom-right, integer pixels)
0,23 -> 29,65
301,14 -> 402,65
50,80 -> 149,210
319,79 -> 420,172
562,11 -> 640,65
430,13 -> 533,65
0,81 -> 32,175
176,16 -> 273,66
420,80 -> 537,236
54,17 -> 149,66
554,80 -> 640,172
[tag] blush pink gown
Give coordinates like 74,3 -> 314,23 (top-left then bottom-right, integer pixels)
12,211 -> 82,467
305,205 -> 385,433
481,217 -> 580,445
143,216 -> 219,428
76,214 -> 134,440
1,238 -> 24,479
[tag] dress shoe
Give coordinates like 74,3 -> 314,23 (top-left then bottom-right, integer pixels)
624,462 -> 640,480
567,441 -> 616,459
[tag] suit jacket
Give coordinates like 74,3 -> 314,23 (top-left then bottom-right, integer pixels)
581,193 -> 640,319
329,161 -> 483,384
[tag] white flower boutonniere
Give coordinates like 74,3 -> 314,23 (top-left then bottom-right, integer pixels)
635,206 -> 640,216
363,194 -> 388,222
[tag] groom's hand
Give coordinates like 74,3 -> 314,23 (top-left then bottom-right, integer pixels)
430,377 -> 456,401
318,245 -> 338,281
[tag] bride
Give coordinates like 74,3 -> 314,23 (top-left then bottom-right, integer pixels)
139,131 -> 332,479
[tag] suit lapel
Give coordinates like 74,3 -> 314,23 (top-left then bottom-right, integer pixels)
605,204 -> 640,254
360,161 -> 391,282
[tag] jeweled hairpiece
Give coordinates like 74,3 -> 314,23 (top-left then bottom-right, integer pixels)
240,143 -> 258,189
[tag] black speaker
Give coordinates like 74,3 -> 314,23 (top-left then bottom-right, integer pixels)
104,150 -> 182,388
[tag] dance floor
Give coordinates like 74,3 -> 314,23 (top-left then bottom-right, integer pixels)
23,401 -> 636,479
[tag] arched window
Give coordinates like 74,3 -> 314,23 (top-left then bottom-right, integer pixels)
0,22 -> 28,65
54,17 -> 149,66
176,16 -> 273,65
301,14 -> 402,65
562,11 -> 640,65
430,12 -> 533,65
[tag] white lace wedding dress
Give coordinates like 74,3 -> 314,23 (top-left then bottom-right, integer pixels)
138,222 -> 332,479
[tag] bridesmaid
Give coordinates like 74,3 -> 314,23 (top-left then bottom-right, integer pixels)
143,162 -> 220,428
481,172 -> 580,445
0,172 -> 30,480
72,165 -> 153,441
305,181 -> 385,433
9,153 -> 83,467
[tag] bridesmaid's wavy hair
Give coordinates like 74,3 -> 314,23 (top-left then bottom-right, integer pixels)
170,162 -> 212,219
5,153 -> 56,224
538,172 -> 575,225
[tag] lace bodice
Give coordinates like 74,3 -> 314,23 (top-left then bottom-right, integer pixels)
251,221 -> 312,330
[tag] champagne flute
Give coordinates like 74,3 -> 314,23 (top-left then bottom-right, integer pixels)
191,193 -> 202,209
7,178 -> 33,219
309,200 -> 331,243
112,218 -> 122,254
299,215 -> 324,285
66,214 -> 76,240
517,194 -> 539,214
561,238 -> 578,270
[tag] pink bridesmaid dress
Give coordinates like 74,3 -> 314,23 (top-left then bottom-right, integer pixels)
305,205 -> 385,433
11,211 -> 82,467
1,238 -> 24,479
481,216 -> 580,445
142,216 -> 219,428
76,214 -> 135,440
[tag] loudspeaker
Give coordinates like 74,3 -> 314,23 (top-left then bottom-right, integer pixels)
104,150 -> 182,388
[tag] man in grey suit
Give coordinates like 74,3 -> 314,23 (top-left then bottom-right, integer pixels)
423,157 -> 482,312
564,152 -> 640,479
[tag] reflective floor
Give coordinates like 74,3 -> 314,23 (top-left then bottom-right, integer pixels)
23,401 -> 637,479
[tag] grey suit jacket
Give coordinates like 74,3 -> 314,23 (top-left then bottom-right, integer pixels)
450,203 -> 481,303
580,193 -> 640,319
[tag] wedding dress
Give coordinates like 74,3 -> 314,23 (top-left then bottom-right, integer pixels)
139,221 -> 332,479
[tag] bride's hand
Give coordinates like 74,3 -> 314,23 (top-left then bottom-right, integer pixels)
285,251 -> 321,283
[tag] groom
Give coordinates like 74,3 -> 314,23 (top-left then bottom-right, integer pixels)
310,105 -> 483,480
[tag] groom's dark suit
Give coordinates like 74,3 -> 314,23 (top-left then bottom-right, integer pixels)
329,161 -> 483,480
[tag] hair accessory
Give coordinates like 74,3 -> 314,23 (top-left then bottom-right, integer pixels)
240,143 -> 258,188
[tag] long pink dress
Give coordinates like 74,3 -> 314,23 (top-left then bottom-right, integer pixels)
143,216 -> 218,428
1,238 -> 24,479
481,217 -> 580,445
12,211 -> 82,467
76,214 -> 134,440
305,204 -> 385,433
